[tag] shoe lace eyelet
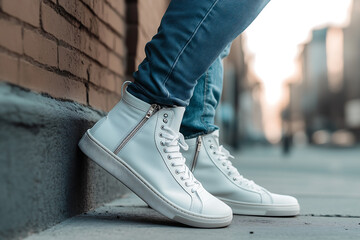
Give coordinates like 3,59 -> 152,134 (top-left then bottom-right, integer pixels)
185,182 -> 189,187
222,162 -> 226,166
191,189 -> 195,193
160,125 -> 164,130
175,169 -> 179,174
163,113 -> 168,118
233,177 -> 237,181
160,141 -> 165,146
163,118 -> 168,123
167,155 -> 171,160
213,151 -> 216,154
180,176 -> 184,180
171,163 -> 175,167
159,133 -> 163,137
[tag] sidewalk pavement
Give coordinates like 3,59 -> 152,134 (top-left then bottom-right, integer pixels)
26,146 -> 360,240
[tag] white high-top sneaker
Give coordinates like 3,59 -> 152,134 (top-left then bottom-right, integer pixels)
182,130 -> 300,217
78,89 -> 232,228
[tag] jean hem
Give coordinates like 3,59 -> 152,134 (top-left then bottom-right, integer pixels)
128,82 -> 188,107
183,127 -> 219,139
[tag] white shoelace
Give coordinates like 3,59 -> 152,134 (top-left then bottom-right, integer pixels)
214,145 -> 261,191
161,126 -> 201,193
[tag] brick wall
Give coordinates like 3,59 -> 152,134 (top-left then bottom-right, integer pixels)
127,0 -> 169,74
0,0 -> 169,112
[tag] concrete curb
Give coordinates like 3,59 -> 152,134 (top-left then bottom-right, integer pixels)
0,82 -> 129,240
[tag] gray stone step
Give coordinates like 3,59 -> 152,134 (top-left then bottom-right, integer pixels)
0,82 -> 129,240
24,193 -> 360,240
23,144 -> 360,240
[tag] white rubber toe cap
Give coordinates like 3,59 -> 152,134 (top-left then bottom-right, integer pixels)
271,193 -> 299,206
199,189 -> 233,218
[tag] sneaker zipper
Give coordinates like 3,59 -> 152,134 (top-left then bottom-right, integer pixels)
114,104 -> 161,155
190,136 -> 202,172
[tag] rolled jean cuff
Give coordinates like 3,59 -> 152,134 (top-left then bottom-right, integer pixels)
183,126 -> 219,140
127,82 -> 189,107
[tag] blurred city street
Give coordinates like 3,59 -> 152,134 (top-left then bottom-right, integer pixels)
234,145 -> 360,217
2,0 -> 360,239
26,146 -> 360,240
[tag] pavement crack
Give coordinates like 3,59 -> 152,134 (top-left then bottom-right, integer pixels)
301,214 -> 360,218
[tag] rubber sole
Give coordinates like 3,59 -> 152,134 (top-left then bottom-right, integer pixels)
78,130 -> 232,228
221,198 -> 300,217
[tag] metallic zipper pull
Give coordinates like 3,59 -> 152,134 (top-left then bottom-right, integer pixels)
190,136 -> 202,172
146,104 -> 159,118
114,104 -> 160,155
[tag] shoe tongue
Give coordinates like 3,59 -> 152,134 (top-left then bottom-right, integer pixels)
167,107 -> 185,132
210,129 -> 220,145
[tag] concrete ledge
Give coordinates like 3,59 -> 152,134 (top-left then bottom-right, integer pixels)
0,82 -> 129,240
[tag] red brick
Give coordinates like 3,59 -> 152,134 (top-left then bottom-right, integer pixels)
100,71 -> 116,92
108,52 -> 124,76
88,86 -> 107,111
1,0 -> 170,111
42,2 -> 82,51
81,0 -> 94,9
89,17 -> 100,37
0,52 -> 19,84
106,0 -> 125,18
42,2 -> 106,67
2,0 -> 40,27
58,0 -> 98,36
59,46 -> 90,80
85,38 -> 108,67
98,21 -> 115,49
106,92 -> 121,111
88,63 -> 102,86
23,29 -> 57,67
103,3 -> 125,37
89,89 -> 120,112
0,19 -> 22,54
97,21 -> 126,58
92,0 -> 104,25
94,0 -> 125,37
89,63 -> 116,91
114,35 -> 126,57
92,0 -> 104,18
19,59 -> 86,104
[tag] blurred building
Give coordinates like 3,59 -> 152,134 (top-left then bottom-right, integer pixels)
343,0 -> 360,138
217,37 -> 266,148
299,28 -> 342,140
287,0 -> 360,145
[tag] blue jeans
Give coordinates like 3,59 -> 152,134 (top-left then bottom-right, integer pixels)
180,44 -> 231,139
128,0 -> 270,135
